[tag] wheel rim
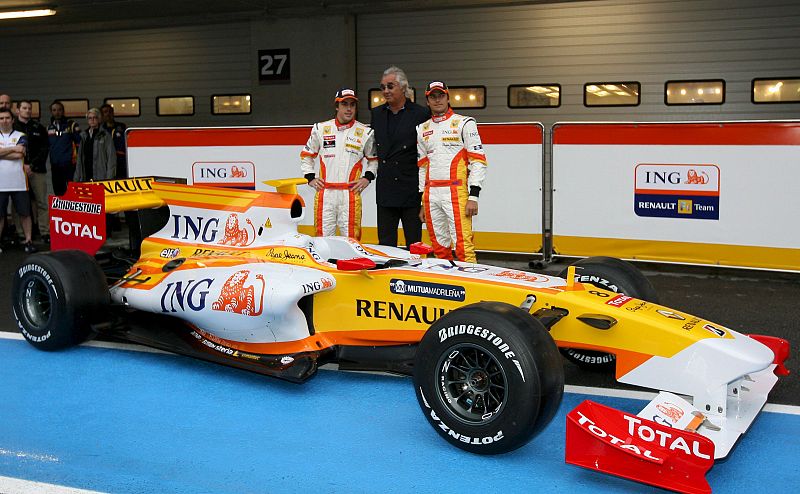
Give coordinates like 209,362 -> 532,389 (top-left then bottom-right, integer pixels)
21,277 -> 53,329
437,344 -> 508,424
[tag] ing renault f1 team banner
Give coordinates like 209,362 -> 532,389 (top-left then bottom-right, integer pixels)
551,121 -> 800,271
126,124 -> 544,254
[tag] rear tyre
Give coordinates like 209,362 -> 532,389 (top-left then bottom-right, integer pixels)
413,302 -> 564,454
12,250 -> 109,350
558,256 -> 658,370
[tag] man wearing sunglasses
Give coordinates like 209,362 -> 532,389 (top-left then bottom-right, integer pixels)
370,66 -> 430,248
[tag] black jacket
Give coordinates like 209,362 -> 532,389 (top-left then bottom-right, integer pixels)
370,101 -> 431,208
14,118 -> 49,173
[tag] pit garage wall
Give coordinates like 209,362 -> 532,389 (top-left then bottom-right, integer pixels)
126,123 -> 544,254
0,16 -> 356,127
551,121 -> 800,271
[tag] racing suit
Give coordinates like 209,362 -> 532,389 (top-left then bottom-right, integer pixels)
417,108 -> 487,263
300,118 -> 377,240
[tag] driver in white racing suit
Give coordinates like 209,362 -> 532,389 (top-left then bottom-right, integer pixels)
417,81 -> 487,263
301,88 -> 377,240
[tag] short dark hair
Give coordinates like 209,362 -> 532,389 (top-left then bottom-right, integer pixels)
0,108 -> 13,118
100,103 -> 113,112
50,100 -> 64,111
18,99 -> 33,107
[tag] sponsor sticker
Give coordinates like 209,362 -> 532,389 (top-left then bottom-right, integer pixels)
702,323 -> 726,337
634,164 -> 720,220
605,294 -> 633,307
657,309 -> 685,320
389,279 -> 466,301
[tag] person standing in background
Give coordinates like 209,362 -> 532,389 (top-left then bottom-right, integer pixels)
100,104 -> 127,178
370,66 -> 430,248
0,108 -> 36,253
76,108 -> 116,182
14,100 -> 50,243
47,100 -> 81,196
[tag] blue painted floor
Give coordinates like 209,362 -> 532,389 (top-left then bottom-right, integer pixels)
1,338 -> 798,493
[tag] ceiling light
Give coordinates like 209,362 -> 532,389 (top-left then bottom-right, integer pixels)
595,90 -> 610,96
698,88 -> 704,95
587,85 -> 599,92
614,91 -> 628,96
469,94 -> 476,101
680,89 -> 687,95
604,84 -> 620,91
0,8 -> 56,20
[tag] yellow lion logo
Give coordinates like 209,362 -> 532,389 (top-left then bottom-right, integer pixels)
211,270 -> 265,316
218,213 -> 256,247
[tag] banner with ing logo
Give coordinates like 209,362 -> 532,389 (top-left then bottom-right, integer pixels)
551,121 -> 800,271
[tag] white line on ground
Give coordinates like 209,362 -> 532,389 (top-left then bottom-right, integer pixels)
2,331 -> 798,415
0,476 -> 106,494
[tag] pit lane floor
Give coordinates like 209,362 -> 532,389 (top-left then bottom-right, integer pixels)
1,245 -> 799,493
0,333 -> 798,494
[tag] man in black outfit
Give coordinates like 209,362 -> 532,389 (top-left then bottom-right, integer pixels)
370,66 -> 430,248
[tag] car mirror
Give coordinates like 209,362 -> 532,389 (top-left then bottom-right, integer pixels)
336,257 -> 376,271
409,242 -> 434,255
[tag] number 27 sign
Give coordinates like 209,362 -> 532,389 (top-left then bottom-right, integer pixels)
258,49 -> 290,83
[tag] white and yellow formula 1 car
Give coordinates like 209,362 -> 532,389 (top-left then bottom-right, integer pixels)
12,177 -> 789,494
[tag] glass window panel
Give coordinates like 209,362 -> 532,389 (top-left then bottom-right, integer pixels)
212,94 -> 251,115
157,96 -> 194,116
753,78 -> 800,103
59,99 -> 89,117
11,100 -> 40,119
584,82 -> 640,107
368,88 -> 416,109
446,86 -> 485,109
508,85 -> 561,108
665,80 -> 724,105
104,98 -> 141,117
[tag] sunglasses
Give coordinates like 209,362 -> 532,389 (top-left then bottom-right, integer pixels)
380,82 -> 400,91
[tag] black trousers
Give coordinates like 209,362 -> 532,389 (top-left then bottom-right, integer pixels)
51,163 -> 76,197
377,205 -> 422,248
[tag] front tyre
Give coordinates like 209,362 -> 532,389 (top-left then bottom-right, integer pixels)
413,302 -> 564,454
12,250 -> 109,350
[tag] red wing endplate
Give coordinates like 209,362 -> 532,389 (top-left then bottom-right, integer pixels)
566,400 -> 714,494
49,182 -> 107,255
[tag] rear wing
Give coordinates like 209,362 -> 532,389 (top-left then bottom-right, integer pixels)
49,177 -> 309,256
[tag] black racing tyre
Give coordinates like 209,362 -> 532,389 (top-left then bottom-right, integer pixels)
12,250 -> 109,351
413,302 -> 564,455
558,256 -> 659,370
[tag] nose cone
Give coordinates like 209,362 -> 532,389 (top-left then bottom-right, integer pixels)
727,331 -> 776,370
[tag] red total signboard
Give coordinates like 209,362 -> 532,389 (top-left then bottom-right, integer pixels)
49,182 -> 106,255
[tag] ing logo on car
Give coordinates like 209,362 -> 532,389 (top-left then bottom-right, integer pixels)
212,270 -> 265,316
218,213 -> 256,247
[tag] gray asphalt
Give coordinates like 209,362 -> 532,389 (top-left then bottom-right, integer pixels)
2,241 -> 797,405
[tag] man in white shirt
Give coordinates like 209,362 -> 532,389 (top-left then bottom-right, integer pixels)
0,108 -> 36,253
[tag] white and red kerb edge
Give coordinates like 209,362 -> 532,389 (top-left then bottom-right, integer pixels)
566,400 -> 715,494
49,182 -> 106,255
